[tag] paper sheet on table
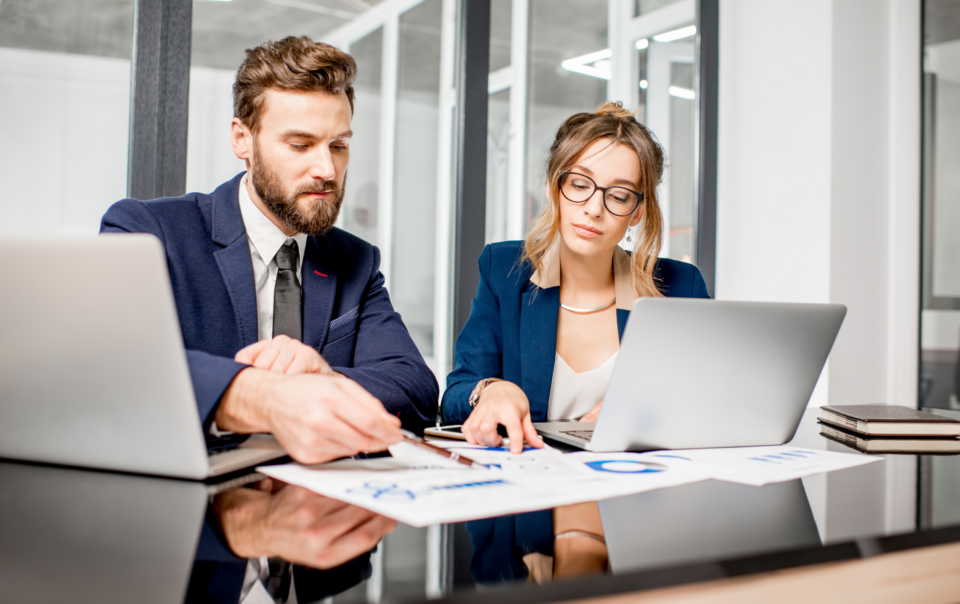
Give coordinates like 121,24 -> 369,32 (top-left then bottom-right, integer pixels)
640,445 -> 882,486
258,442 -> 712,527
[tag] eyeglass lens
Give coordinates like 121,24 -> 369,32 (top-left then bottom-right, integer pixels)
560,173 -> 640,216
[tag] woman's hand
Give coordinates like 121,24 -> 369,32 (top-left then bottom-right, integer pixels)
580,401 -> 603,422
462,381 -> 543,453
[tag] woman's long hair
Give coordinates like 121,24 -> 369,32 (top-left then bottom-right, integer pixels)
522,101 -> 666,298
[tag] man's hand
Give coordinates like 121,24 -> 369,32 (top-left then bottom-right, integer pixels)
461,381 -> 543,454
580,401 -> 603,422
235,335 -> 333,375
216,369 -> 402,464
215,480 -> 397,569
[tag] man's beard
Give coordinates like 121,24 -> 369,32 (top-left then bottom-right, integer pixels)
250,142 -> 345,236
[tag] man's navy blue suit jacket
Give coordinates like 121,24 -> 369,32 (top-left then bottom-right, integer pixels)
100,172 -> 438,432
442,240 -> 710,424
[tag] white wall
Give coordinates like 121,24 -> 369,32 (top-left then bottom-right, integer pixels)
0,48 -> 131,235
717,0 -> 920,537
185,66 -> 246,195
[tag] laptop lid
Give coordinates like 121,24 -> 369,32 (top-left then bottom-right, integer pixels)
591,299 -> 846,451
0,234 -> 211,478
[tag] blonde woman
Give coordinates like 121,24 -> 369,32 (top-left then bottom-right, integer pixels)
442,102 -> 709,453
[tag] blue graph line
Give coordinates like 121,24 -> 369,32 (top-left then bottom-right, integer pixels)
584,460 -> 663,474
348,479 -> 507,501
347,483 -> 418,499
431,479 -> 506,491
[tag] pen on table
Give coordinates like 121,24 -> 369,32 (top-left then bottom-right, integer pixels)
399,429 -> 485,468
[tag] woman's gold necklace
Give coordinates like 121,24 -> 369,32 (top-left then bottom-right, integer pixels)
559,265 -> 616,314
559,298 -> 616,313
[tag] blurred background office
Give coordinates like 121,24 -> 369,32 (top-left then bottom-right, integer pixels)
0,0 -> 957,598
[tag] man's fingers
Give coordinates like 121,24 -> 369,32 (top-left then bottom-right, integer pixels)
235,339 -> 270,364
521,414 -> 543,449
335,377 -> 390,415
271,345 -> 298,374
252,343 -> 282,370
331,399 -> 400,450
288,350 -> 331,376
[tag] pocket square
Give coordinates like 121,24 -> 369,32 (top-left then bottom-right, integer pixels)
329,305 -> 359,330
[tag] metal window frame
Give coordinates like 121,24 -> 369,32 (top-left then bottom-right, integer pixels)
127,0 -> 193,200
608,0 -> 717,292
695,0 -> 718,297
452,0 -> 492,340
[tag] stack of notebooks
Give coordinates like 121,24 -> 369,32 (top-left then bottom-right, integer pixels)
819,405 -> 960,454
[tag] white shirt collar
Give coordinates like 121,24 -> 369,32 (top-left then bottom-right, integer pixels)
529,239 -> 637,310
238,174 -> 308,270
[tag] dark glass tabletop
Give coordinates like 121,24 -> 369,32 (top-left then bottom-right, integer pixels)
3,408 -> 960,604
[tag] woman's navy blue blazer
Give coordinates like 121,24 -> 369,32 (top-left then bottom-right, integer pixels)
442,240 -> 710,424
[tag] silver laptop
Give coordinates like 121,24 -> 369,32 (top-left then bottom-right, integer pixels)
0,234 -> 287,479
535,298 -> 846,451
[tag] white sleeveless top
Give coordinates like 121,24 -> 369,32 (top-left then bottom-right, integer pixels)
546,351 -> 619,420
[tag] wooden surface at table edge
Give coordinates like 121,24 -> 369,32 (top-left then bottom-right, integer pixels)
564,540 -> 960,604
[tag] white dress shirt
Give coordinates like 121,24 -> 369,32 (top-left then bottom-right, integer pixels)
233,175 -> 305,604
546,351 -> 619,420
208,177 -> 309,440
237,175 -> 308,342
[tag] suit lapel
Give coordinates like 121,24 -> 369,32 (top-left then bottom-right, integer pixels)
211,172 -> 259,348
519,285 -> 559,422
214,242 -> 259,348
302,236 -> 338,349
617,309 -> 629,341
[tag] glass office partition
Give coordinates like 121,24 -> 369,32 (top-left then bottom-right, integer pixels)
186,0 -> 378,195
920,0 -> 960,410
633,6 -> 696,261
341,29 -> 384,247
391,0 -> 444,358
485,0 -> 512,243
527,0 -> 609,232
486,0 -> 701,263
487,88 -> 512,243
0,0 -> 134,234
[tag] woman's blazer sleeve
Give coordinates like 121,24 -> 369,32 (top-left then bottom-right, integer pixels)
442,245 -> 504,424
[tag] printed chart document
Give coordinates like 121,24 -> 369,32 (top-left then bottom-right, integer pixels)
259,443 -> 712,527
641,446 -> 881,487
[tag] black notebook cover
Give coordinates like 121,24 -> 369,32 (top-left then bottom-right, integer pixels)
820,405 -> 960,424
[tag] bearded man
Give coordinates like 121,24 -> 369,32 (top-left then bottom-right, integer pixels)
100,36 -> 437,464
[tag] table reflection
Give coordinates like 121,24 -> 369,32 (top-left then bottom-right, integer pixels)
6,409 -> 959,604
0,461 -> 399,604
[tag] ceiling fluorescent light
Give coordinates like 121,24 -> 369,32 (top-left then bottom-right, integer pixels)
669,86 -> 695,99
561,48 -> 613,80
635,38 -> 649,50
653,25 -> 696,42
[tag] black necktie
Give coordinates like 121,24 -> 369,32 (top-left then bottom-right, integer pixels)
265,557 -> 292,603
273,239 -> 302,341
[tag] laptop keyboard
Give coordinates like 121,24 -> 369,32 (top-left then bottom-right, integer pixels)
560,430 -> 594,442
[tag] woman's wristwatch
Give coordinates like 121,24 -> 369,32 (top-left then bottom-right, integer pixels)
468,378 -> 503,408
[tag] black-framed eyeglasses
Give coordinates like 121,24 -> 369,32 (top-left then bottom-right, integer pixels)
558,172 -> 644,217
